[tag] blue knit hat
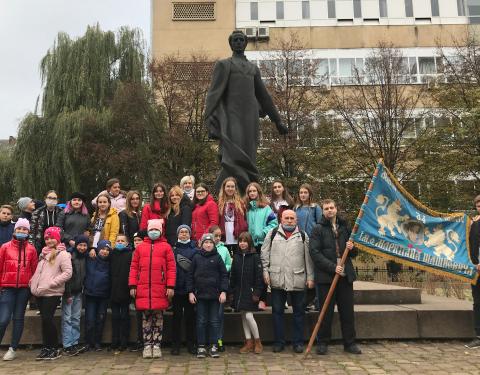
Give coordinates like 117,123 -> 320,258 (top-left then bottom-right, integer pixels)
97,240 -> 111,251
177,224 -> 192,236
75,235 -> 89,247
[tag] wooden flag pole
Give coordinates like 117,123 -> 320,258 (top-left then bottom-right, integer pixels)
304,245 -> 351,357
304,160 -> 381,358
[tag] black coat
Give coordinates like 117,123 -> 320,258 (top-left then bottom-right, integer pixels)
64,248 -> 87,298
309,216 -> 357,284
165,195 -> 192,246
110,247 -> 133,304
30,206 -> 63,253
470,219 -> 480,265
57,210 -> 91,245
229,249 -> 264,312
186,248 -> 229,300
119,211 -> 140,246
85,254 -> 111,298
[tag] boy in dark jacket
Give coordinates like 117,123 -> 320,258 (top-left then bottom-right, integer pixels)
0,205 -> 15,246
84,240 -> 111,351
110,234 -> 133,352
187,233 -> 228,359
62,235 -> 88,356
171,225 -> 197,355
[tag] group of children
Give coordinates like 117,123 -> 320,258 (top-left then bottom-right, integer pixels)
0,216 -> 265,360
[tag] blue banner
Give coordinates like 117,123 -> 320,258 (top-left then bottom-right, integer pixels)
351,161 -> 477,283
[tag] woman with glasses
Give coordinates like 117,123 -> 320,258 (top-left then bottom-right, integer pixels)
140,183 -> 170,234
30,190 -> 63,254
119,191 -> 143,247
191,183 -> 219,243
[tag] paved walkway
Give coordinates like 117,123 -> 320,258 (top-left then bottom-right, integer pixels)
1,341 -> 480,374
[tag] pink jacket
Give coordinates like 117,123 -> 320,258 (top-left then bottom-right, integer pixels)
29,245 -> 72,297
92,190 -> 127,213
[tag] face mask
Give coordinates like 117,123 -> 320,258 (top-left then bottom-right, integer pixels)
14,233 -> 28,240
148,230 -> 161,240
178,239 -> 190,244
45,199 -> 57,208
115,244 -> 127,250
282,224 -> 296,232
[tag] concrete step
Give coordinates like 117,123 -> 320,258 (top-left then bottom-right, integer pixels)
1,293 -> 473,346
353,281 -> 422,305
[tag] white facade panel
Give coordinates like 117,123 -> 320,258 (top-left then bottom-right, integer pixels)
387,0 -> 406,19
337,0 -> 354,19
311,1 -> 328,20
413,0 -> 431,18
285,1 -> 303,20
259,1 -> 276,20
439,0 -> 458,17
236,2 -> 251,22
362,0 -> 380,18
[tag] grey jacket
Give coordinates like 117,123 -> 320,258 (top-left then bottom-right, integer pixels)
260,226 -> 314,291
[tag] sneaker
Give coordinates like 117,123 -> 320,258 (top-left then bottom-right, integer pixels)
209,345 -> 220,358
272,344 -> 284,353
152,345 -> 162,358
130,342 -> 144,352
316,343 -> 328,355
292,344 -> 304,354
63,346 -> 79,356
344,343 -> 362,355
94,344 -> 103,352
76,345 -> 89,354
143,345 -> 153,359
36,347 -> 51,361
46,349 -> 62,360
217,339 -> 225,352
3,347 -> 16,361
465,338 -> 480,349
196,346 -> 207,359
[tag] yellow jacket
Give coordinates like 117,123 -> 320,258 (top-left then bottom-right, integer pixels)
91,207 -> 120,245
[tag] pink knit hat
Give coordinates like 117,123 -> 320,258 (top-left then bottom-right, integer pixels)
44,226 -> 62,243
14,218 -> 30,231
147,219 -> 163,232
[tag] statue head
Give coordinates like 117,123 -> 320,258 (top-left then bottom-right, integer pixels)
228,30 -> 248,53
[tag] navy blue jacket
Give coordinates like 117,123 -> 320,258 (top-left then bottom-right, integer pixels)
186,248 -> 229,300
85,253 -> 111,298
0,221 -> 14,246
110,246 -> 133,304
173,240 -> 197,295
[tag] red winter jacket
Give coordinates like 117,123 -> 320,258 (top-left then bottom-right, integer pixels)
0,239 -> 38,288
128,237 -> 176,311
139,202 -> 167,234
192,194 -> 219,242
219,202 -> 248,242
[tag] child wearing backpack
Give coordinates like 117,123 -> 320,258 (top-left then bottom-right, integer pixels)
30,226 -> 72,360
186,233 -> 229,359
229,232 -> 264,354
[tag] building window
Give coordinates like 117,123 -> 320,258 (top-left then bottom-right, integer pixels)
251,2 -> 258,20
172,2 -> 215,21
302,1 -> 310,19
328,0 -> 336,18
468,0 -> 480,23
431,0 -> 440,17
276,1 -> 284,19
458,0 -> 466,16
379,0 -> 388,18
354,0 -> 362,18
405,0 -> 413,17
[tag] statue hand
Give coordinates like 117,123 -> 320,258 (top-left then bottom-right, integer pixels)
276,122 -> 288,135
206,116 -> 221,140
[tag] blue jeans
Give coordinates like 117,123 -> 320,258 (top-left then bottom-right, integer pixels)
85,295 -> 108,347
0,287 -> 30,349
196,299 -> 220,346
62,293 -> 82,348
271,289 -> 305,347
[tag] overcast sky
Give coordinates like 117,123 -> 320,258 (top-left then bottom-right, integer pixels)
0,0 -> 150,139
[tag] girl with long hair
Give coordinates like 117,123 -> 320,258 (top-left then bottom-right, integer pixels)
119,190 -> 142,247
140,183 -> 170,234
90,193 -> 119,247
165,185 -> 192,247
294,183 -> 322,237
269,180 -> 294,220
191,183 -> 219,242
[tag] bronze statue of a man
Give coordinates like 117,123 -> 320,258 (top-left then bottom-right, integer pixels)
205,30 -> 287,193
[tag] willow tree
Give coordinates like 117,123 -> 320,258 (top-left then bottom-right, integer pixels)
14,25 -> 152,199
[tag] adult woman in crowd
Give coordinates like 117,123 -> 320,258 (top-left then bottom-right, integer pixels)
119,191 -> 142,247
217,177 -> 248,254
294,183 -> 322,237
90,193 -> 119,247
269,180 -> 294,220
57,192 -> 91,248
165,186 -> 192,247
92,178 -> 127,213
0,219 -> 38,361
191,183 -> 219,243
140,182 -> 170,234
30,190 -> 63,254
180,175 -> 195,202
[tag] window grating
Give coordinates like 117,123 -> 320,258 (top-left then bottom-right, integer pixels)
172,62 -> 214,81
172,2 -> 215,21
